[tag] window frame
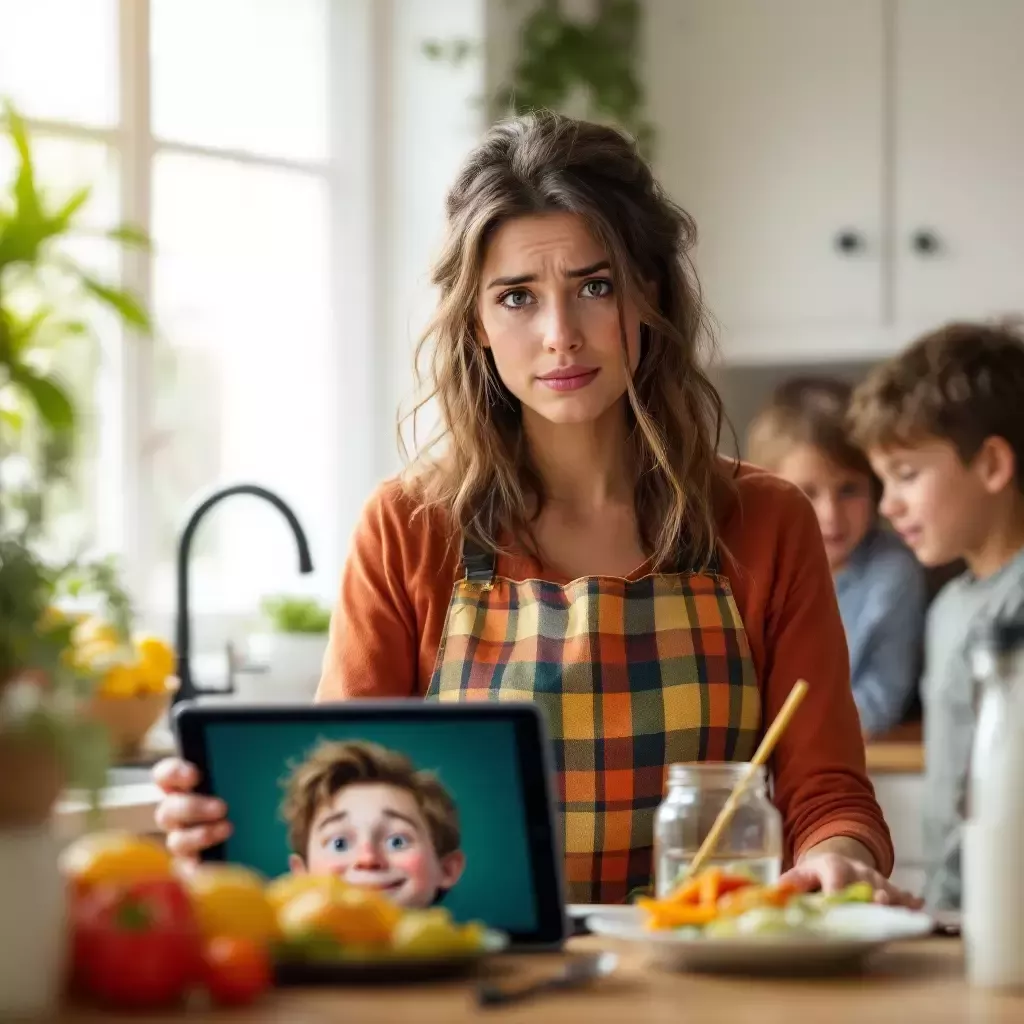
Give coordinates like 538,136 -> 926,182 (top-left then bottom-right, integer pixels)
13,0 -> 385,652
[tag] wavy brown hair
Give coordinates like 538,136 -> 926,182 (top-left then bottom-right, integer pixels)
402,111 -> 731,570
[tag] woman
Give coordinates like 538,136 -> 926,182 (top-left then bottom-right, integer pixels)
155,112 -> 914,907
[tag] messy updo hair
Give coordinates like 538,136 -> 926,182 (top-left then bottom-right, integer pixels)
402,111 -> 730,570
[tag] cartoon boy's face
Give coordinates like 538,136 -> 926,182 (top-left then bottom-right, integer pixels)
289,782 -> 465,908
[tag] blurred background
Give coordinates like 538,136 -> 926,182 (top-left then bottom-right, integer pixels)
1,0 -> 1021,685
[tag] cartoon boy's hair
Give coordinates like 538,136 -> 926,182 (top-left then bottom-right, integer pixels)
848,320 -> 1024,487
747,376 -> 879,495
280,739 -> 460,860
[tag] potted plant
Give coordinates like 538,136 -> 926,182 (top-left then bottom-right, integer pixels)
0,101 -> 154,1017
245,594 -> 332,702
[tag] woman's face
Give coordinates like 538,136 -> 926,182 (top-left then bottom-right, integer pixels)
475,211 -> 642,428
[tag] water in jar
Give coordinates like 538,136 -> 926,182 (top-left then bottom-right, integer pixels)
654,762 -> 783,899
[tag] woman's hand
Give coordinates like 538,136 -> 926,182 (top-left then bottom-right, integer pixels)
780,848 -> 923,909
152,757 -> 232,861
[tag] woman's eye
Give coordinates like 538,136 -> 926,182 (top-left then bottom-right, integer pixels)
498,289 -> 533,309
580,278 -> 612,299
385,834 -> 412,852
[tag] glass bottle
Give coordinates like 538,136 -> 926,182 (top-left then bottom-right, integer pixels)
964,620 -> 1024,989
653,763 -> 783,898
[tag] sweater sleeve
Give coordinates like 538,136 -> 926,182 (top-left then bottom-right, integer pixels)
315,485 -> 420,701
763,487 -> 895,875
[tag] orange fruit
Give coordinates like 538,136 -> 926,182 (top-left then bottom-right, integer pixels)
185,864 -> 278,944
60,831 -> 174,890
277,886 -> 400,947
265,871 -> 349,912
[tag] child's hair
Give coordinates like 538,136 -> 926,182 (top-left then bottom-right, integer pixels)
847,320 -> 1024,488
280,739 -> 460,860
747,377 -> 878,493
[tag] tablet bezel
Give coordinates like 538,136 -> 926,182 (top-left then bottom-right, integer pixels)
173,699 -> 568,950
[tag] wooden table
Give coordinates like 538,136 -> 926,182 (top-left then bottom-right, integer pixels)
55,936 -> 1024,1023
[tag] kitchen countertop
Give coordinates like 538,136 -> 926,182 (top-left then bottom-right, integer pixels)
53,937 -> 1023,1023
865,721 -> 925,775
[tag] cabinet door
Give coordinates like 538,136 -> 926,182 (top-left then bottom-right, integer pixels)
895,0 -> 1024,325
645,0 -> 886,339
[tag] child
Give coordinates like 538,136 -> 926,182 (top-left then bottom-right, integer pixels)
279,739 -> 466,908
848,321 -> 1024,911
748,377 -> 927,738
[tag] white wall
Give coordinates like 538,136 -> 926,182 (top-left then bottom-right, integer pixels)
378,0 -> 488,478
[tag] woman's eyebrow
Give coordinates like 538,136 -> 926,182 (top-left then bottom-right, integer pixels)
486,259 -> 610,289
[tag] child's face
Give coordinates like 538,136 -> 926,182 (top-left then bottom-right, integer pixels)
774,444 -> 875,571
869,439 -> 998,567
290,782 -> 465,909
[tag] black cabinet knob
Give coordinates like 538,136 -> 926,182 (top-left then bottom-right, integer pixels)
912,229 -> 940,255
834,230 -> 865,254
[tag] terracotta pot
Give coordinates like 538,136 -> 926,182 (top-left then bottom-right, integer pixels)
86,691 -> 170,758
0,734 -> 64,829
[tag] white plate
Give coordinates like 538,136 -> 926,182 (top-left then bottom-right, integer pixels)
585,904 -> 934,975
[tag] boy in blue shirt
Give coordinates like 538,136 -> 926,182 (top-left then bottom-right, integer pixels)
748,377 -> 927,738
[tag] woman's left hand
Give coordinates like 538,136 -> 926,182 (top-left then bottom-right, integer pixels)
779,852 -> 924,909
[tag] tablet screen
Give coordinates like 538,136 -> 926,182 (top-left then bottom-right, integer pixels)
187,707 -> 560,941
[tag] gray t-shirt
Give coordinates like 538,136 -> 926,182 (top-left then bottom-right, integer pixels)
922,546 -> 1024,910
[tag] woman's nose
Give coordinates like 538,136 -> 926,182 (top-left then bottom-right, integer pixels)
543,299 -> 583,352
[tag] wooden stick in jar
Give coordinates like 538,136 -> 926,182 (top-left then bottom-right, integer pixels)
679,679 -> 809,884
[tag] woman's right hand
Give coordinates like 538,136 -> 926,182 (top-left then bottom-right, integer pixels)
152,757 -> 232,860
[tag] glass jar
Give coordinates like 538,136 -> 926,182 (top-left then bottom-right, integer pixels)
653,763 -> 783,898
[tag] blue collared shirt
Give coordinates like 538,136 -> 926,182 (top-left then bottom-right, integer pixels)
834,527 -> 928,736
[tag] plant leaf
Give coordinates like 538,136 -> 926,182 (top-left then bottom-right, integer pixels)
76,273 -> 152,331
8,364 -> 75,431
106,222 -> 152,251
50,185 -> 91,233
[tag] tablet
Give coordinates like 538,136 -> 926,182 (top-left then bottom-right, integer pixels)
172,700 -> 567,950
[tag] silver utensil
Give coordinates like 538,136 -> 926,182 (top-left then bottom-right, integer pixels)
476,952 -> 619,1008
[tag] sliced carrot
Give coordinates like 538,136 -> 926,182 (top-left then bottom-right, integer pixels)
698,867 -> 722,906
643,903 -> 719,930
716,874 -> 756,897
664,877 -> 702,905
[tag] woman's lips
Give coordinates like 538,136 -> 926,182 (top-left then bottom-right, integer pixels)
536,368 -> 599,392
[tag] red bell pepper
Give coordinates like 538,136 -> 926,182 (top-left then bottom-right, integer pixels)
71,877 -> 202,1009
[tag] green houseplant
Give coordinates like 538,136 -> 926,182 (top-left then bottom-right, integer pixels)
425,0 -> 655,156
0,101 -> 153,1019
245,594 -> 332,702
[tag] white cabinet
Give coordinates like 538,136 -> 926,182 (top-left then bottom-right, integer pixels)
647,0 -> 886,334
646,1 -> 1024,364
894,0 -> 1024,325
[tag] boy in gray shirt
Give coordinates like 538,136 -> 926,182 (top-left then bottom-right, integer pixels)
848,320 -> 1024,910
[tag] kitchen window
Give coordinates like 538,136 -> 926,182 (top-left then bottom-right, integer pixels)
0,0 -> 374,630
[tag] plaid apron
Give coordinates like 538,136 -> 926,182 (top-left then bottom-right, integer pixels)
425,539 -> 762,904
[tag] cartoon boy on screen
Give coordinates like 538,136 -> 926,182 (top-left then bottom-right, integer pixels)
279,739 -> 466,908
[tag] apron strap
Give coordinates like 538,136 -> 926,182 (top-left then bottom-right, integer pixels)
461,536 -> 497,584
